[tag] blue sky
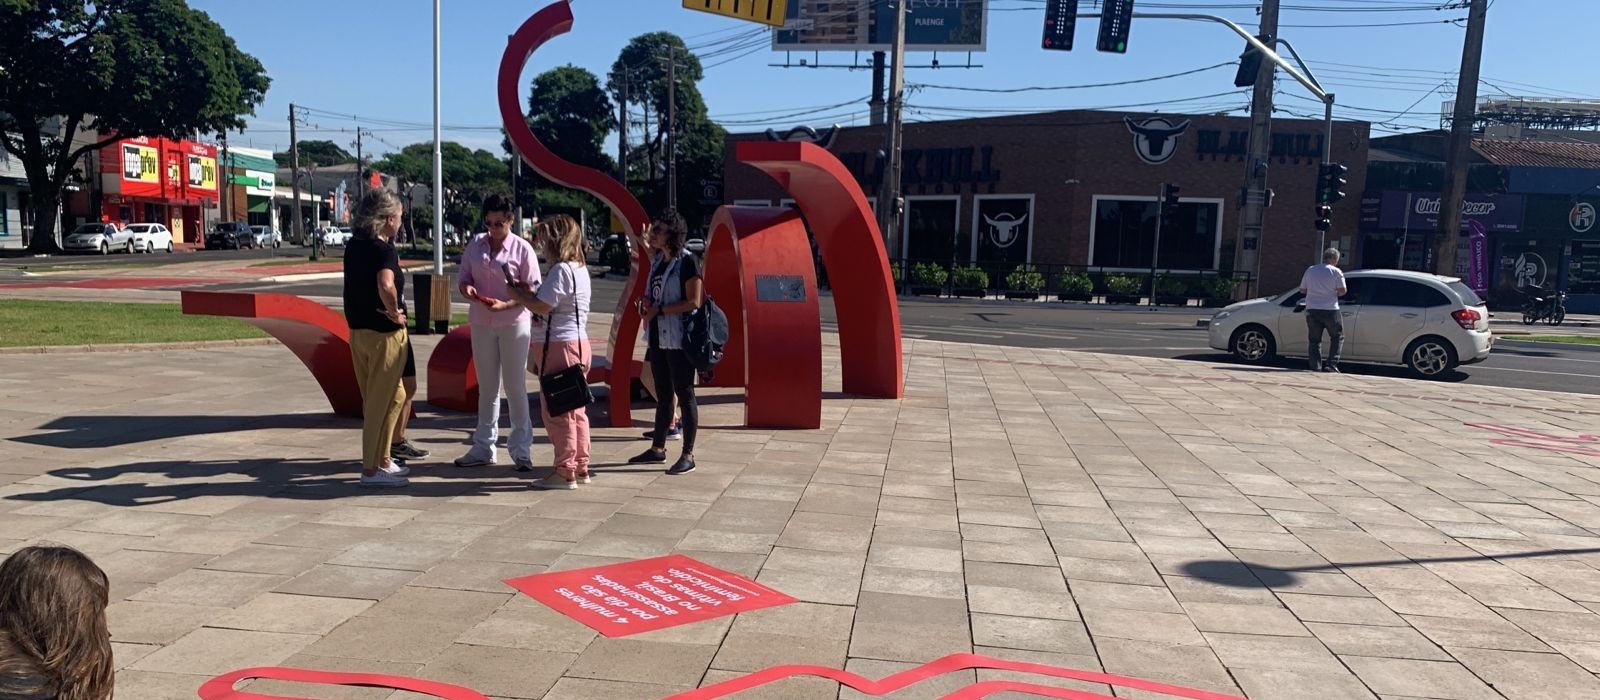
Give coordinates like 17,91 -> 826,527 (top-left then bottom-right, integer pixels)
197,0 -> 1600,158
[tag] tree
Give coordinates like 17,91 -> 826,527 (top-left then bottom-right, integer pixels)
504,65 -> 616,233
373,141 -> 508,235
0,0 -> 270,254
273,140 -> 353,168
607,32 -> 724,228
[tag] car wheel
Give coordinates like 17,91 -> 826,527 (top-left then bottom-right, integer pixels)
166,242 -> 173,253
1405,337 -> 1457,379
99,241 -> 108,255
126,240 -> 135,254
1229,325 -> 1276,364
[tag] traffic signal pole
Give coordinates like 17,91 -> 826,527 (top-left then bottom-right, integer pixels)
1233,0 -> 1278,287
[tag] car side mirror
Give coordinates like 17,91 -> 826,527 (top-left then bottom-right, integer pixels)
1293,302 -> 1306,314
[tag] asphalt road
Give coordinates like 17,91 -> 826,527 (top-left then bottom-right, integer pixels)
0,244 -> 325,268
209,272 -> 1600,397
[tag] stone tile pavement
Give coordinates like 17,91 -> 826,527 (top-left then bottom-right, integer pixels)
2,327 -> 1600,699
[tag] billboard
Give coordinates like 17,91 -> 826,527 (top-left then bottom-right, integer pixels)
774,0 -> 987,52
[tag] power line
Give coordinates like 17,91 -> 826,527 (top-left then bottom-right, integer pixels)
909,61 -> 1236,94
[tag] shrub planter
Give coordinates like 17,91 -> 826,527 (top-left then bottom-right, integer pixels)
1156,295 -> 1190,307
1003,291 -> 1040,301
1056,292 -> 1093,303
952,288 -> 988,299
909,285 -> 943,297
1202,297 -> 1231,308
1105,295 -> 1142,305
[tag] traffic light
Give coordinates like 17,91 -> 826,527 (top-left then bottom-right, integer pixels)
1042,0 -> 1080,51
1096,0 -> 1135,54
1233,34 -> 1273,88
1318,163 -> 1348,204
1315,205 -> 1333,232
1159,183 -> 1180,229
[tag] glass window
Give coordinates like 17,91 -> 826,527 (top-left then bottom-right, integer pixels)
1367,278 -> 1447,308
0,192 -> 7,237
1571,240 -> 1600,295
904,198 -> 964,263
1447,281 -> 1483,307
1342,277 -> 1376,305
1092,198 -> 1219,269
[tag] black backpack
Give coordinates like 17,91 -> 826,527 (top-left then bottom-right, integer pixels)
682,295 -> 728,377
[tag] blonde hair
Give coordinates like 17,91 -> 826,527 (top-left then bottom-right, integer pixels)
0,547 -> 113,700
537,214 -> 587,264
353,189 -> 402,239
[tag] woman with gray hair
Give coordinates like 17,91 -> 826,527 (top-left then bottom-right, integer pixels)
343,189 -> 411,487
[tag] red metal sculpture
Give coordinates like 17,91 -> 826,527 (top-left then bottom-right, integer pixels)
199,667 -> 489,700
702,206 -> 822,428
499,0 -> 649,426
732,141 -> 903,399
180,291 -> 362,417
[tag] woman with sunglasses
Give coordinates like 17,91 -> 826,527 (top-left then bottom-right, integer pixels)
453,194 -> 541,471
628,209 -> 701,475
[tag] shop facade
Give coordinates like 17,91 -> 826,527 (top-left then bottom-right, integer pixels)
1512,194 -> 1600,314
97,135 -> 219,245
224,146 -> 279,230
724,109 -> 1370,295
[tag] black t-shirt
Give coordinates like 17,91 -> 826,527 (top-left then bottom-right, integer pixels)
648,253 -> 700,350
343,236 -> 405,332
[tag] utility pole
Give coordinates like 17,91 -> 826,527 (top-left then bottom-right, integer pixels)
666,45 -> 678,212
1433,0 -> 1489,277
617,71 -> 629,184
877,0 -> 909,254
290,103 -> 306,255
432,0 -> 444,276
869,50 -> 886,126
1231,0 -> 1279,292
219,131 -> 230,222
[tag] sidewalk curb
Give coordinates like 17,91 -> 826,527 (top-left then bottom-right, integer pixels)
0,338 -> 282,355
263,263 -> 437,284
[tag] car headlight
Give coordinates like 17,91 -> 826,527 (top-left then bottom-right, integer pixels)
1211,311 -> 1232,323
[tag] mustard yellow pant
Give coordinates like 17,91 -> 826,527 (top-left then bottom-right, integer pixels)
350,328 -> 408,472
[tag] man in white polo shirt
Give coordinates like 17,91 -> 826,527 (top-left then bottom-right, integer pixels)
1300,248 -> 1348,373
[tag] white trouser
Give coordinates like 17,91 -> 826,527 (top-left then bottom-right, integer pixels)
467,319 -> 533,462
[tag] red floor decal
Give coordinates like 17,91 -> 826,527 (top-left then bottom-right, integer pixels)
1468,422 -> 1600,458
504,555 -> 795,637
662,653 -> 1247,700
198,667 -> 489,700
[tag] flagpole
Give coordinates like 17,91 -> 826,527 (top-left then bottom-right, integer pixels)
432,0 -> 444,276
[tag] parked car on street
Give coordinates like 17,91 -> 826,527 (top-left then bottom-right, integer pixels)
63,223 -> 135,255
251,226 -> 283,248
207,221 -> 254,250
124,223 -> 174,254
1207,269 -> 1492,379
321,226 -> 353,247
685,238 -> 706,256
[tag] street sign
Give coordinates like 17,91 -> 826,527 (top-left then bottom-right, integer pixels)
1097,0 -> 1135,54
1042,0 -> 1079,51
684,0 -> 788,28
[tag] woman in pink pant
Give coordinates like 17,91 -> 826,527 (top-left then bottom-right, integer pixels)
512,215 -> 592,489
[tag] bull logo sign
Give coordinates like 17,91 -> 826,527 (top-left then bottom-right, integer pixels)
1126,116 -> 1192,165
983,212 -> 1029,248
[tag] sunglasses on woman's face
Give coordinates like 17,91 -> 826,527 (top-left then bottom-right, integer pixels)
486,218 -> 511,228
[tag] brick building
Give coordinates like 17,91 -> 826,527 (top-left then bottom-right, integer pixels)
722,109 -> 1370,294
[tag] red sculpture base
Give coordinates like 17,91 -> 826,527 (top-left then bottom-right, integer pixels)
181,291 -> 362,417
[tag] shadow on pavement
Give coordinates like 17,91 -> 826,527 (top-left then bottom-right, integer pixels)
1182,547 -> 1600,589
10,414 -> 348,449
1170,354 -> 1470,383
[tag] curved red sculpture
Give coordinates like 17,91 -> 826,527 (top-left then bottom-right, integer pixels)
663,652 -> 1245,700
734,141 -> 903,398
702,206 -> 822,428
180,291 -> 361,417
499,0 -> 649,427
199,667 -> 488,700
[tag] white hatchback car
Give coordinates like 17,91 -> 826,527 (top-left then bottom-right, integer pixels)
125,223 -> 174,253
1207,269 -> 1493,378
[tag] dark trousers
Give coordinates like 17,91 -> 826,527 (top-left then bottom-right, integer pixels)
1306,309 -> 1343,369
650,348 -> 698,452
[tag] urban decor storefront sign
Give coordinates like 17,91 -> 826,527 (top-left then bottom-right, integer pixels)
1359,191 -> 1525,233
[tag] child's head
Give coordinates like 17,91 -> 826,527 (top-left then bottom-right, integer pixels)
0,546 -> 113,700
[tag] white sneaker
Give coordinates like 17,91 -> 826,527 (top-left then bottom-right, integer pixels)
578,472 -> 593,485
381,460 -> 410,477
533,475 -> 577,491
360,471 -> 409,488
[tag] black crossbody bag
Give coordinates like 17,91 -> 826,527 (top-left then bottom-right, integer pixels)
538,263 -> 594,416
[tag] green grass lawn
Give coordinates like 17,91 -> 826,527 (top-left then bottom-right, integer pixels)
1515,335 -> 1600,346
0,299 -> 472,348
0,300 -> 267,347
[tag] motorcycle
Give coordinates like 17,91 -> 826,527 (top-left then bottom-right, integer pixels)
1521,288 -> 1567,326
